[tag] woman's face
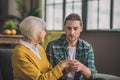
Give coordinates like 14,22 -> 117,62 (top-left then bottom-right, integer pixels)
37,28 -> 46,43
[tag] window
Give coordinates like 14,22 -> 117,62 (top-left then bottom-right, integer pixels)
66,0 -> 82,18
113,0 -> 120,30
45,0 -> 82,30
44,0 -> 120,31
45,0 -> 63,30
87,0 -> 110,30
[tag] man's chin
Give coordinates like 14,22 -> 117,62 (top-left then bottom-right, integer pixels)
68,39 -> 76,42
66,37 -> 77,42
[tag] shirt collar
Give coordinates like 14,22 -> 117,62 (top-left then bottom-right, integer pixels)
19,39 -> 38,49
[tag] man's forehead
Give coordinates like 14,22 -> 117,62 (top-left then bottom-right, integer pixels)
65,20 -> 81,25
66,26 -> 79,28
66,20 -> 80,22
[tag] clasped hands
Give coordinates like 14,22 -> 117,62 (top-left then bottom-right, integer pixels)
59,60 -> 84,74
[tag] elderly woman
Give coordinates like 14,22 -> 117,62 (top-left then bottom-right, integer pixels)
12,16 -> 72,80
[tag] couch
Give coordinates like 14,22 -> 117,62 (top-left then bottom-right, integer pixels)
0,47 -> 120,80
0,31 -> 120,80
0,49 -> 13,80
43,31 -> 120,77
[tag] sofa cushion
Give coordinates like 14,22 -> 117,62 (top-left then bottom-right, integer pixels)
42,31 -> 64,49
0,68 -> 3,80
0,49 -> 13,80
94,73 -> 120,80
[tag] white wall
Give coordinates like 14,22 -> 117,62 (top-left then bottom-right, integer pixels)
8,0 -> 31,17
8,0 -> 20,17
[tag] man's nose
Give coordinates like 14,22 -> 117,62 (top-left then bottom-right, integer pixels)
70,29 -> 75,34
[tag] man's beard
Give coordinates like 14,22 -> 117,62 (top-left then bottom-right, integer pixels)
66,35 -> 77,42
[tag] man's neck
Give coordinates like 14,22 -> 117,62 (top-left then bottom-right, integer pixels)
68,40 -> 77,47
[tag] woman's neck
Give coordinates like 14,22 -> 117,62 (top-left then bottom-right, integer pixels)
23,39 -> 37,47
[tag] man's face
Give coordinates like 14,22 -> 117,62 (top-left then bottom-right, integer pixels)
64,20 -> 83,43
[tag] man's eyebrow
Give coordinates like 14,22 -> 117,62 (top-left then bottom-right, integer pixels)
73,26 -> 79,28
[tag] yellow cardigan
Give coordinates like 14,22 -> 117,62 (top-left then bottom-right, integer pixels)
12,43 -> 63,80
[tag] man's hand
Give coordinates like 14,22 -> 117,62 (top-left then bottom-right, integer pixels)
70,60 -> 84,72
63,60 -> 82,74
69,60 -> 91,78
64,67 -> 73,74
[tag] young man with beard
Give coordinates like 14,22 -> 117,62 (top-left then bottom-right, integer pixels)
46,13 -> 97,80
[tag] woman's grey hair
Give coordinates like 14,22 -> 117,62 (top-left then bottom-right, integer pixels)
19,16 -> 46,41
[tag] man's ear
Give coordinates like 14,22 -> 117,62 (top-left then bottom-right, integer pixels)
80,26 -> 83,32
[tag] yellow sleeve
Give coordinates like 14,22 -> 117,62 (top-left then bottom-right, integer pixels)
40,63 -> 63,80
12,51 -> 40,80
12,49 -> 63,80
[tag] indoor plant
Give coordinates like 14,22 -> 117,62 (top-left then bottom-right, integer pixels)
6,0 -> 42,34
3,20 -> 17,35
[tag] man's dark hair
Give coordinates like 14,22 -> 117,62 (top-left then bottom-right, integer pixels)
64,13 -> 83,26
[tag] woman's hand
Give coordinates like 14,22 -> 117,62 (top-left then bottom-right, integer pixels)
58,60 -> 74,71
63,60 -> 83,74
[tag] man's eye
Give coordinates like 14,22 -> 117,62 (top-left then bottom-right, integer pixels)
74,27 -> 78,30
